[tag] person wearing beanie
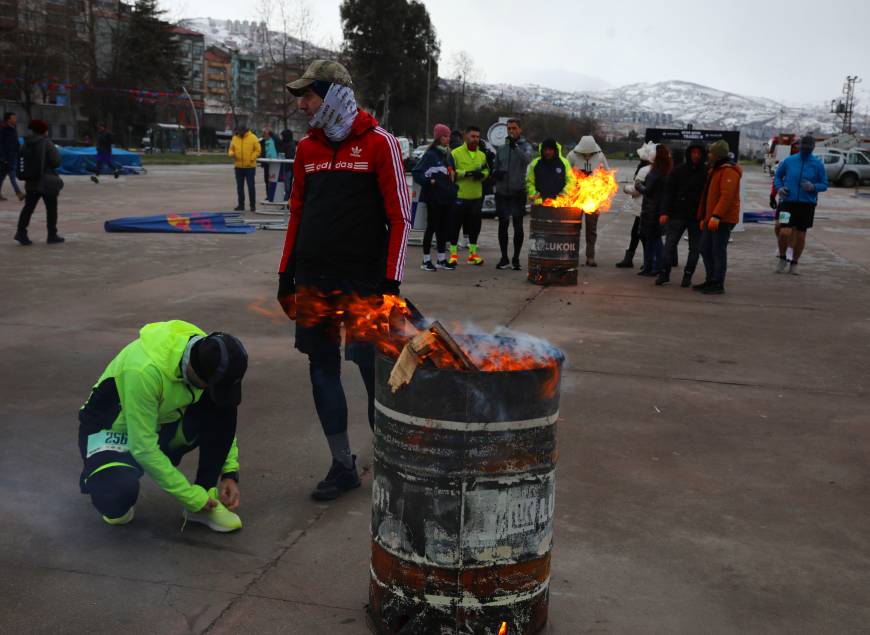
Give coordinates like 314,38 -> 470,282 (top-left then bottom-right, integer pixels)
78,321 -> 248,531
277,60 -> 410,501
412,123 -> 457,271
449,126 -> 490,265
694,139 -> 742,294
494,118 -> 533,270
567,135 -> 610,266
14,119 -> 63,246
773,134 -> 828,275
526,138 -> 575,203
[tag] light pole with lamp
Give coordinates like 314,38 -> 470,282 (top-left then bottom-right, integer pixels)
182,85 -> 201,155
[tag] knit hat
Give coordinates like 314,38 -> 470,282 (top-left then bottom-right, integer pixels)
191,332 -> 248,406
541,138 -> 558,153
28,119 -> 48,135
708,139 -> 730,160
433,123 -> 450,140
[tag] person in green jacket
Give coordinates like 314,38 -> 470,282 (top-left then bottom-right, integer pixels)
449,126 -> 490,266
78,321 -> 248,531
526,138 -> 576,204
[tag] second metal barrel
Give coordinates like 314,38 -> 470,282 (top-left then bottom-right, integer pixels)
527,205 -> 582,286
368,348 -> 562,634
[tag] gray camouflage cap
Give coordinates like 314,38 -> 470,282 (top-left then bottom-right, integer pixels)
286,60 -> 353,96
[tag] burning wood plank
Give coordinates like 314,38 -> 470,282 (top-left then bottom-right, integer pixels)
388,320 -> 477,392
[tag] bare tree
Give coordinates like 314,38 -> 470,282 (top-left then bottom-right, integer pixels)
451,50 -> 478,129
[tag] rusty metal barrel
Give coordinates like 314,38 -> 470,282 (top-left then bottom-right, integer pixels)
368,347 -> 562,634
527,205 -> 582,286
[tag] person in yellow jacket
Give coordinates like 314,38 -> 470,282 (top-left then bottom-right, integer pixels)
78,321 -> 248,531
449,126 -> 489,265
229,126 -> 261,212
526,138 -> 576,204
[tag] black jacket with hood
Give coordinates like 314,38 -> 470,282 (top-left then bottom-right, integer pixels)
662,141 -> 707,221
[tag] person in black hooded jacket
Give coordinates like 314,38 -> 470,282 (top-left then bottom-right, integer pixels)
656,141 -> 707,287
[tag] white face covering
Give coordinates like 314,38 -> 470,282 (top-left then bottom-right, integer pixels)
181,335 -> 204,386
309,83 -> 359,142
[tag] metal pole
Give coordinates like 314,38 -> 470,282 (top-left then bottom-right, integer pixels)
182,85 -> 201,155
424,42 -> 431,139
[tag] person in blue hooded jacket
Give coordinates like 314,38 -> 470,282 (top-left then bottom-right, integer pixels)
412,123 -> 457,271
773,135 -> 828,275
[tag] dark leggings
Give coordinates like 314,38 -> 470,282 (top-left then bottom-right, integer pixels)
80,393 -> 237,518
308,346 -> 375,434
451,198 -> 482,245
18,190 -> 58,235
497,193 -> 525,259
423,201 -> 450,255
627,216 -> 641,255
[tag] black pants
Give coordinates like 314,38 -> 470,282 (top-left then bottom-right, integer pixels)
78,391 -> 237,518
662,217 -> 701,276
294,274 -> 377,434
18,190 -> 58,235
423,200 -> 450,255
699,223 -> 734,285
626,216 -> 641,256
235,167 -> 256,208
496,193 -> 525,259
451,198 -> 482,245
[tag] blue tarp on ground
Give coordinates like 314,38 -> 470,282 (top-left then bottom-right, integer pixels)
104,213 -> 255,234
58,146 -> 142,175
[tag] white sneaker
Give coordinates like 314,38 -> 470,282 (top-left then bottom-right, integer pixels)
788,262 -> 800,275
775,258 -> 788,274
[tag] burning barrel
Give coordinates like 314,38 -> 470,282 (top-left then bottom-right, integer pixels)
527,205 -> 582,286
368,338 -> 562,634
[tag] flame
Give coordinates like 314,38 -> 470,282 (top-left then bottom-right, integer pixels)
497,622 -> 508,635
542,167 -> 619,214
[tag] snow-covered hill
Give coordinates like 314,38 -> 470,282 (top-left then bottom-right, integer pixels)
179,19 -> 839,140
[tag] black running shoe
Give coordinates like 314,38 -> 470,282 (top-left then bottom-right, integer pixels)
512,257 -> 522,271
47,234 -> 65,244
496,257 -> 511,270
14,230 -> 32,246
311,456 -> 361,501
692,281 -> 712,291
421,260 -> 437,272
437,259 -> 455,271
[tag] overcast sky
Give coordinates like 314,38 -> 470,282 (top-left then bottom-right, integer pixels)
174,0 -> 869,107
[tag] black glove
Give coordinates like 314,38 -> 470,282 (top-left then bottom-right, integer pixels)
379,278 -> 401,296
277,270 -> 296,319
769,194 -> 777,210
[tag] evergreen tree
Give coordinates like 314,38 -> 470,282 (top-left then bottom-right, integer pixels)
339,0 -> 439,135
120,0 -> 185,90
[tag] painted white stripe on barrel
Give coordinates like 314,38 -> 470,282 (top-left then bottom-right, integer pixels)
375,401 -> 558,432
370,565 -> 549,608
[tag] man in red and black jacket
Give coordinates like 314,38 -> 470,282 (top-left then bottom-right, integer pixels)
277,60 -> 411,501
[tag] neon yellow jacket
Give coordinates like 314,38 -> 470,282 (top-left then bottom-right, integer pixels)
228,131 -> 261,168
88,321 -> 239,512
526,142 -> 576,203
451,143 -> 490,200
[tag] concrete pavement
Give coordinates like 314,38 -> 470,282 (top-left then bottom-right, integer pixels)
1,162 -> 868,634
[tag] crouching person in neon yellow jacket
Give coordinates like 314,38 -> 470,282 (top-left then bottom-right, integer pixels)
78,321 -> 248,531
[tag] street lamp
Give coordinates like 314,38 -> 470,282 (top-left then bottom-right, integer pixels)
182,85 -> 201,155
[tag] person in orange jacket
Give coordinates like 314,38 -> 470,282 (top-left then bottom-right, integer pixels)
694,139 -> 742,295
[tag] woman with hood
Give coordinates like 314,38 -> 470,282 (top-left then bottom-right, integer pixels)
616,141 -> 655,268
14,119 -> 63,245
412,123 -> 457,271
635,144 -> 672,275
567,135 -> 610,266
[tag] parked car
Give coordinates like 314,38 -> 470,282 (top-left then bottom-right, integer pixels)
814,149 -> 870,187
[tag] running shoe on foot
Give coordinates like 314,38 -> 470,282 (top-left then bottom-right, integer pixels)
692,281 -> 713,291
90,175 -> 99,184
311,456 -> 361,501
788,262 -> 800,275
775,258 -> 788,274
437,259 -> 455,270
496,256 -> 511,269
512,257 -> 522,271
14,231 -> 32,246
680,273 -> 692,288
234,205 -> 244,211
47,234 -> 65,244
702,283 -> 725,295
467,253 -> 484,265
447,253 -> 459,266
183,488 -> 242,532
103,506 -> 135,526
421,260 -> 437,272
655,272 -> 669,286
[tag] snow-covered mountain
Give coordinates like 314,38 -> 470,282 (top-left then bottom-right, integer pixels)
475,80 -> 839,140
178,19 -> 839,141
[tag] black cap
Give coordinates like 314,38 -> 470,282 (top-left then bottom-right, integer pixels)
541,138 -> 558,152
191,333 -> 248,406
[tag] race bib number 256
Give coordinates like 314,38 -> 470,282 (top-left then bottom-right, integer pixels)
86,430 -> 129,458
